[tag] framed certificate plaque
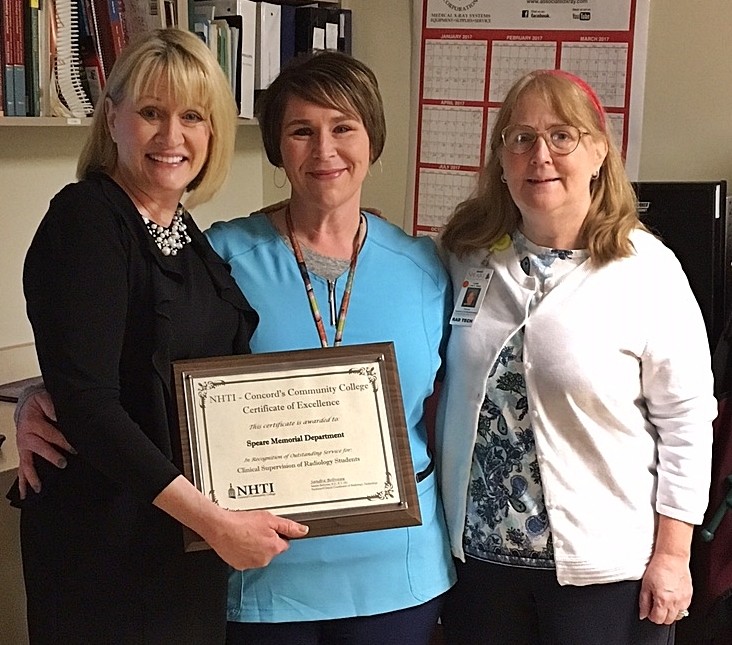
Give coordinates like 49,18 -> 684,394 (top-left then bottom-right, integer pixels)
173,342 -> 421,550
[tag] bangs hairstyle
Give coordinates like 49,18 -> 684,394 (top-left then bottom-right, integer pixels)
256,50 -> 386,166
77,28 -> 237,209
441,70 -> 642,265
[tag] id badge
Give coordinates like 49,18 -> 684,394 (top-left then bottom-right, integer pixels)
450,267 -> 493,326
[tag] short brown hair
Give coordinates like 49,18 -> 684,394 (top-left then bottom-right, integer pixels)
77,28 -> 237,209
256,51 -> 386,167
441,70 -> 641,265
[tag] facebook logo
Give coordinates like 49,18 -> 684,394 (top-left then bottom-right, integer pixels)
522,10 -> 529,17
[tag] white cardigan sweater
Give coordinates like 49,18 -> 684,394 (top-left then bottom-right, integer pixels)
436,229 -> 716,586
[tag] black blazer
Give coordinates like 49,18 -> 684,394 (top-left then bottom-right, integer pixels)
12,173 -> 260,643
14,173 -> 258,506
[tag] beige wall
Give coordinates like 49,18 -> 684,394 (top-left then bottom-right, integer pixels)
640,1 -> 732,183
344,0 -> 412,223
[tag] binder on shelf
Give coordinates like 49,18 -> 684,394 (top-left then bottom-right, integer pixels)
324,6 -> 338,51
192,0 -> 255,118
0,46 -> 4,116
175,0 -> 188,29
230,4 -> 256,118
207,17 -> 219,54
279,2 -> 295,69
227,22 -> 239,94
190,1 -> 215,43
200,16 -> 231,83
213,18 -> 232,82
157,0 -> 186,28
192,18 -> 206,42
338,8 -> 351,55
162,0 -> 175,26
254,1 -> 279,91
294,6 -> 325,55
2,0 -> 16,115
24,0 -> 40,115
12,0 -> 27,115
37,0 -> 52,115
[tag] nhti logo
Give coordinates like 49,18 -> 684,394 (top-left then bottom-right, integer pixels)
228,482 -> 275,498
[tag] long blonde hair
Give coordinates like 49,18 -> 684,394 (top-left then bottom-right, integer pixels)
441,70 -> 641,265
77,28 -> 237,209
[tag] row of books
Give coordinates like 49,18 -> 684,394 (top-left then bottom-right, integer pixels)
0,0 -> 181,117
0,0 -> 349,118
191,1 -> 352,118
1,0 -> 35,115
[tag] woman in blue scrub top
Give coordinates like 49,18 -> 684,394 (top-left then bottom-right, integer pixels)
14,51 -> 456,645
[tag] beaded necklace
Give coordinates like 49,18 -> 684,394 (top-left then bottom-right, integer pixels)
285,206 -> 364,348
142,205 -> 191,256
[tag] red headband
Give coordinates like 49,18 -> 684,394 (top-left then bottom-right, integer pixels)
540,69 -> 606,129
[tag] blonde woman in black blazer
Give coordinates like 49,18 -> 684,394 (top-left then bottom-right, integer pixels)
11,30 -> 306,644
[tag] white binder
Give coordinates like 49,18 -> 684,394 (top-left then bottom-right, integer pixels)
255,1 -> 280,91
191,0 -> 256,118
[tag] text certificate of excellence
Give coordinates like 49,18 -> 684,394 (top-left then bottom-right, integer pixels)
173,342 -> 420,549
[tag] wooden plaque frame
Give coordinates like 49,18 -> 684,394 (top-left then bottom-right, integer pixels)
172,342 -> 420,550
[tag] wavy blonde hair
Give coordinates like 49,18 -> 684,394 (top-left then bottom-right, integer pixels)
77,28 -> 237,209
440,70 -> 642,265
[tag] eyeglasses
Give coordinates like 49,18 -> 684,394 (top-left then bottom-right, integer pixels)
501,124 -> 589,156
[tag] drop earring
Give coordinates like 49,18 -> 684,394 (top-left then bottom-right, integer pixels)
368,158 -> 384,177
273,166 -> 287,189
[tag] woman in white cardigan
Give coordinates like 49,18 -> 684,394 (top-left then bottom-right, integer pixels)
436,70 -> 716,645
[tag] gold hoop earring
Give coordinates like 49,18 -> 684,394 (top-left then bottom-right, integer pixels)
500,174 -> 507,184
273,166 -> 287,189
368,158 -> 384,177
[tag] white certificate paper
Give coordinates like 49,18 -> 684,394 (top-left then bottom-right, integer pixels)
173,343 -> 421,547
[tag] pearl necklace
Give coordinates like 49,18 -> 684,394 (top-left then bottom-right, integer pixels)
142,206 -> 191,256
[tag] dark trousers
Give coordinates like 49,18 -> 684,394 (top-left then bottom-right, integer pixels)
21,495 -> 228,645
225,593 -> 445,645
441,557 -> 675,645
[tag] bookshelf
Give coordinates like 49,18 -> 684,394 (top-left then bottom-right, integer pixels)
0,116 -> 90,126
0,115 -> 262,126
0,0 -> 344,126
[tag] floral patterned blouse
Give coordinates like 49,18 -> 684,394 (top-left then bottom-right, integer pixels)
463,231 -> 588,568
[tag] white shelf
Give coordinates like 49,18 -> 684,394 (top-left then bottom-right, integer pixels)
0,116 -> 259,127
0,117 -> 92,127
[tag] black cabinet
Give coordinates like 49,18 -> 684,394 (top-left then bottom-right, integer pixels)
634,181 -> 729,349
